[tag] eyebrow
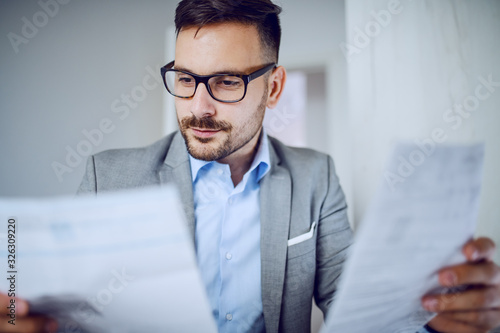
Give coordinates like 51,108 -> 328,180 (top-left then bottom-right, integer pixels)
173,65 -> 247,76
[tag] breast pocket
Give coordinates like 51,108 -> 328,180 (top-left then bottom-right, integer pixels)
287,221 -> 317,259
284,221 -> 317,299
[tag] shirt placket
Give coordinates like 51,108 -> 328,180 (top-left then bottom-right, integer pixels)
217,164 -> 238,332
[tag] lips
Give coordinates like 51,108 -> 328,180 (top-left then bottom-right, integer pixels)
191,128 -> 221,138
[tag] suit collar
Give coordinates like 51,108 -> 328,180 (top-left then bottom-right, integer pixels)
158,132 -> 196,243
163,131 -> 190,168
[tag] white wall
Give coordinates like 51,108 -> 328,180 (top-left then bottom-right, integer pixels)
345,0 -> 500,262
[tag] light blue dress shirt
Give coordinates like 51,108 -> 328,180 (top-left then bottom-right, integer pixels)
190,132 -> 270,333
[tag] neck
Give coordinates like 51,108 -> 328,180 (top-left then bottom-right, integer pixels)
218,128 -> 262,186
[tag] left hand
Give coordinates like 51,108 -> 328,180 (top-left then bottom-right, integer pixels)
422,237 -> 500,333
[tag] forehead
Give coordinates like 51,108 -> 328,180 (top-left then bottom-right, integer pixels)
174,22 -> 263,75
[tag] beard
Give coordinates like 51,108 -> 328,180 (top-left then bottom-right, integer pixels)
178,87 -> 268,162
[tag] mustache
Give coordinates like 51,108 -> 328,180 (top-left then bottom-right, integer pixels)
180,116 -> 232,131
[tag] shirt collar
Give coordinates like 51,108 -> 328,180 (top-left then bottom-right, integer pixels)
188,128 -> 270,182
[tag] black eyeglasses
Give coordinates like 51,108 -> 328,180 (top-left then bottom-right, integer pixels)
160,61 -> 276,103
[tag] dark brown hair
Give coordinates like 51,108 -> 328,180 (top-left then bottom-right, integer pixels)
175,0 -> 282,62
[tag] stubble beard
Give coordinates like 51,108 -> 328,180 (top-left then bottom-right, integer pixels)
178,88 -> 268,162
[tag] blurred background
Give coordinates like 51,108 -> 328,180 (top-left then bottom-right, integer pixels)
1,0 -> 499,331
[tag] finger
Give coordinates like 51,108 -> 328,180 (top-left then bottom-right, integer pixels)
438,309 -> 500,330
428,315 -> 488,333
463,237 -> 496,262
0,316 -> 58,333
438,261 -> 500,287
423,286 -> 500,312
0,293 -> 29,316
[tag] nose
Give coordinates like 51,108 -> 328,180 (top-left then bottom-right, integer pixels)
190,82 -> 216,118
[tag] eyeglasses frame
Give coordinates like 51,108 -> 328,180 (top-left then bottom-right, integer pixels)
160,61 -> 277,103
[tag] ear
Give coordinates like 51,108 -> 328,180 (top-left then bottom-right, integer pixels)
266,66 -> 287,109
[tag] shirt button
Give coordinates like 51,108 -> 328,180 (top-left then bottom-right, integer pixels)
217,169 -> 223,176
228,197 -> 233,205
225,252 -> 232,260
226,313 -> 233,321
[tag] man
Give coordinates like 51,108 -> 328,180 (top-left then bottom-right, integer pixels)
1,1 -> 499,332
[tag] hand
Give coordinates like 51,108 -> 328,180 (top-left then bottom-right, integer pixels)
422,237 -> 500,333
0,293 -> 57,333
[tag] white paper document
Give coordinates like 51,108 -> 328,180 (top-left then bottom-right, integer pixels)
321,143 -> 485,333
0,186 -> 217,333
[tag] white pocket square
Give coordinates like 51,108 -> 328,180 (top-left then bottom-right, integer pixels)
287,221 -> 317,246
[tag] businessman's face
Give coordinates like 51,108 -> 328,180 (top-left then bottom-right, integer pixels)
174,22 -> 270,162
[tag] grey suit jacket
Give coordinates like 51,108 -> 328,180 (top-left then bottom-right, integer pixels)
77,131 -> 353,333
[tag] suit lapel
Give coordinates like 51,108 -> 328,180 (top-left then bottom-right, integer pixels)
260,139 -> 291,333
158,132 -> 196,244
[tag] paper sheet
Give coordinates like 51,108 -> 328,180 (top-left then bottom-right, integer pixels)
321,143 -> 485,333
0,186 -> 217,333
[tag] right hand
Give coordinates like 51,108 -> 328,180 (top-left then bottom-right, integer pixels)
0,293 -> 57,333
